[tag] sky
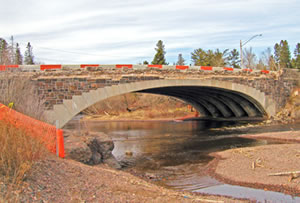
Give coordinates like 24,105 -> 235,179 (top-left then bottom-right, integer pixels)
1,0 -> 299,65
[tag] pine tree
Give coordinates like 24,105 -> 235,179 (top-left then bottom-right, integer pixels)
213,49 -> 229,67
151,40 -> 167,65
24,42 -> 34,65
0,38 -> 10,65
9,36 -> 15,64
228,49 -> 240,68
274,40 -> 291,69
191,48 -> 208,66
15,43 -> 23,65
293,43 -> 300,69
191,48 -> 229,66
176,53 -> 185,65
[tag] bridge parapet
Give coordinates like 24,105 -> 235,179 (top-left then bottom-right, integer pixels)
0,64 -> 271,75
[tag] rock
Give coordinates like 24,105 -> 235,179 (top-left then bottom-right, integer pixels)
91,152 -> 102,165
64,136 -> 92,164
103,157 -> 122,169
63,130 -> 120,168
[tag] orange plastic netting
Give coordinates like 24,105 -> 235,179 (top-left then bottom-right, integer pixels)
0,103 -> 64,157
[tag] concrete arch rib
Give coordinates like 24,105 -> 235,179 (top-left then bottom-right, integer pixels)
45,79 -> 271,128
188,88 -> 253,117
178,87 -> 246,117
141,89 -> 227,118
177,98 -> 212,117
139,87 -> 259,118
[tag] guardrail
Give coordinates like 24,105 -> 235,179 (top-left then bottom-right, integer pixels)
0,103 -> 64,158
0,64 -> 271,74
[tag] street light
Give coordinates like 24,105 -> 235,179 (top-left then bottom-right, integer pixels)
240,34 -> 262,68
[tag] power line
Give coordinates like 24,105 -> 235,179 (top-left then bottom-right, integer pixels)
18,41 -> 148,58
36,46 -> 102,56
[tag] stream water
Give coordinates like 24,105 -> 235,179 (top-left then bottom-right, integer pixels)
64,119 -> 300,202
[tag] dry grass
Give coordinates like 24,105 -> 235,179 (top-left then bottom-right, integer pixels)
0,121 -> 46,184
0,71 -> 45,121
0,120 -> 47,201
84,93 -> 191,119
0,71 -> 48,201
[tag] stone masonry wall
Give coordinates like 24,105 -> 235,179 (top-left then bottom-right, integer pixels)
31,68 -> 299,111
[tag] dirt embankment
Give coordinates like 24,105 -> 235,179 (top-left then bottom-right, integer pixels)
208,130 -> 300,196
2,156 -> 249,203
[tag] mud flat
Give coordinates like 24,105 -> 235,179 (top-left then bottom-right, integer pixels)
208,131 -> 300,197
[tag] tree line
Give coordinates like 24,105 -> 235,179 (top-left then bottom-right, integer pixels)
150,40 -> 300,70
0,36 -> 35,65
1,36 -> 299,70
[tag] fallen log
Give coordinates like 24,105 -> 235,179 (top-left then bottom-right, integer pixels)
268,171 -> 300,176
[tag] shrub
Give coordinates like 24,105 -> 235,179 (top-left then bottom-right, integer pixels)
0,71 -> 45,121
0,120 -> 46,184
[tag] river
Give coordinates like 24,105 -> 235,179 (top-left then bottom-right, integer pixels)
65,119 -> 300,202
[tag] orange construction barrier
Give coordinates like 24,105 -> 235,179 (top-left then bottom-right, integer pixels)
0,103 -> 65,158
56,129 -> 65,158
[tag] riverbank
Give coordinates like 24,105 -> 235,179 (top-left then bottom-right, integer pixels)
83,112 -> 198,122
1,155 -> 248,203
208,130 -> 300,197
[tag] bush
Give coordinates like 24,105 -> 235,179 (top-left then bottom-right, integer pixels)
0,72 -> 45,121
0,120 -> 46,184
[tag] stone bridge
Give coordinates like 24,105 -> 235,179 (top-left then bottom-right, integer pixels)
0,64 -> 299,128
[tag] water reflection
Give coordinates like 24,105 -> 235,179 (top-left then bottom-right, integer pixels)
81,121 -> 267,167
64,119 -> 300,201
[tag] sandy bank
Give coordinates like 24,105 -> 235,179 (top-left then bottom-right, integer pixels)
209,131 -> 300,196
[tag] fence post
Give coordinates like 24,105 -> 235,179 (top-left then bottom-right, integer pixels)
56,120 -> 59,157
55,120 -> 65,158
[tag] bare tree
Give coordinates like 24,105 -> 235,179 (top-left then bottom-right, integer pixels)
261,48 -> 278,70
0,72 -> 45,121
243,47 -> 257,69
176,53 -> 185,65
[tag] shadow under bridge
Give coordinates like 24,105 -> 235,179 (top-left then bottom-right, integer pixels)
137,86 -> 267,120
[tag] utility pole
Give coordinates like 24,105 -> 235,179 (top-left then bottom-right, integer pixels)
240,34 -> 262,68
240,40 -> 243,69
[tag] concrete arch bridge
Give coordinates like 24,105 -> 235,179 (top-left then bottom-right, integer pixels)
0,64 -> 298,128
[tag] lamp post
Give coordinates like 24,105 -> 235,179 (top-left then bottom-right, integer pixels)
240,34 -> 262,68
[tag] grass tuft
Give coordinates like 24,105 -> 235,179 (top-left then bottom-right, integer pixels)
0,120 -> 46,184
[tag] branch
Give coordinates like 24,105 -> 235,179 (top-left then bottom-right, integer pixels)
268,171 -> 300,176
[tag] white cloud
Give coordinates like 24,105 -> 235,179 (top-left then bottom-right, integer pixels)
1,0 -> 299,64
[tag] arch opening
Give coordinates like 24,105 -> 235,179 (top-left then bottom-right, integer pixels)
138,86 -> 267,119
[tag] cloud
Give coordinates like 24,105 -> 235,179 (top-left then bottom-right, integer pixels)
1,0 -> 299,64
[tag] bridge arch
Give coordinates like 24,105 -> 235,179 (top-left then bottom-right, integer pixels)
45,79 -> 276,128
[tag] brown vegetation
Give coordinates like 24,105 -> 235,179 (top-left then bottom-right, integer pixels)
0,72 -> 45,121
273,88 -> 300,123
0,71 -> 47,201
0,121 -> 46,201
84,93 -> 192,120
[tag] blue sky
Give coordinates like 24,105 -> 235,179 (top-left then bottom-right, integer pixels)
1,0 -> 299,65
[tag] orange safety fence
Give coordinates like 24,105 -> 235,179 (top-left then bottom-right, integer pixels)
0,103 -> 65,158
